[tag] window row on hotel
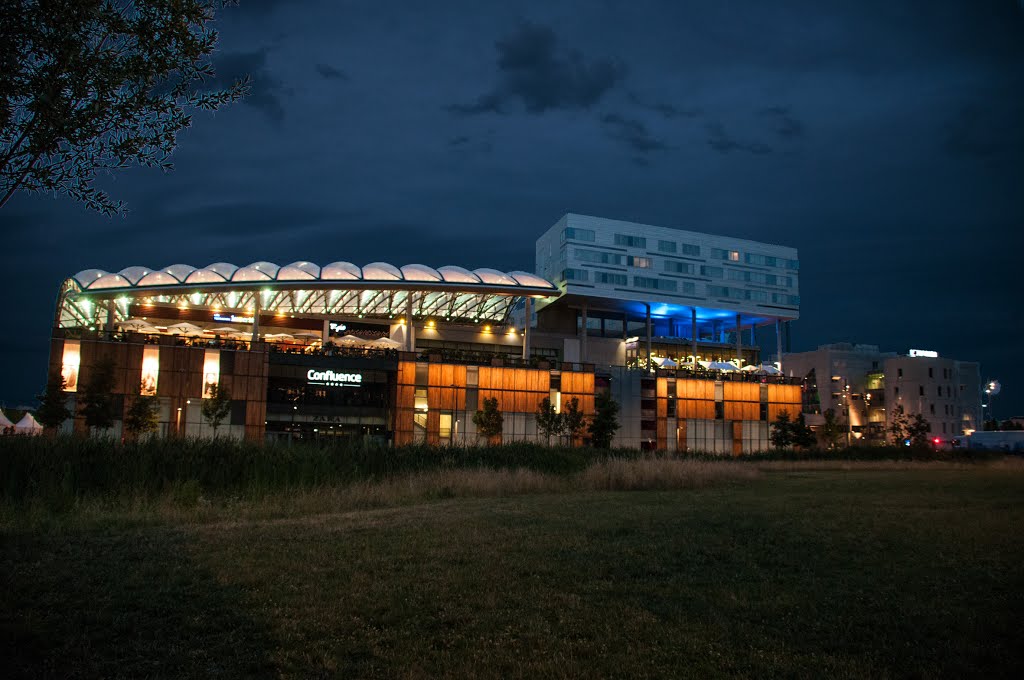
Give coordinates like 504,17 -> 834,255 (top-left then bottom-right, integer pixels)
565,248 -> 795,285
560,227 -> 797,271
561,270 -> 798,305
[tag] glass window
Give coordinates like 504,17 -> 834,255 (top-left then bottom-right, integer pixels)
633,276 -> 677,292
575,249 -> 623,265
657,240 -> 676,253
562,268 -> 588,282
701,265 -> 723,278
628,256 -> 651,268
729,250 -> 740,261
562,227 -> 595,242
614,234 -> 646,248
681,244 -> 700,256
664,260 -> 694,274
595,272 -> 627,286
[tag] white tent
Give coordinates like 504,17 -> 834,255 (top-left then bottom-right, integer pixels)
0,409 -> 13,428
14,412 -> 43,435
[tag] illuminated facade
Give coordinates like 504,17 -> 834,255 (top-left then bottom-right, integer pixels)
533,214 -> 799,372
46,216 -> 804,452
784,343 -> 982,443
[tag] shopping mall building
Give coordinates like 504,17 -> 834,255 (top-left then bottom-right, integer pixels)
48,214 -> 803,452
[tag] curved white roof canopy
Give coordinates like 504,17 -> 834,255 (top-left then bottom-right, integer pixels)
59,260 -> 557,328
71,261 -> 555,293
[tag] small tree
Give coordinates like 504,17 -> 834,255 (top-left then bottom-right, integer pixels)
472,396 -> 504,445
535,397 -> 562,446
588,392 -> 620,449
889,405 -> 910,444
906,413 -> 932,449
79,355 -> 118,432
35,373 -> 71,431
201,383 -> 232,435
770,410 -> 793,449
790,413 -> 816,449
561,397 -> 586,446
820,408 -> 844,450
124,395 -> 159,439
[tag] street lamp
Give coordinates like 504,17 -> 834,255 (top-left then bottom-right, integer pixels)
983,379 -> 1001,427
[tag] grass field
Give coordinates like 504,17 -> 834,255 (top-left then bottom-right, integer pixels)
2,464 -> 1023,678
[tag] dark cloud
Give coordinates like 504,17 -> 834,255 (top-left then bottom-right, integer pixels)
759,106 -> 805,139
628,92 -> 701,120
600,114 -> 669,154
446,133 -> 494,155
212,48 -> 289,123
706,122 -> 772,155
448,22 -> 626,115
314,63 -> 349,81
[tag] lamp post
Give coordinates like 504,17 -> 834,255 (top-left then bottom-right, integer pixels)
844,383 -> 852,447
983,379 -> 1001,428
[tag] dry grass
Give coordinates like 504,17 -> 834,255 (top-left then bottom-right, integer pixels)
1,457 -> 761,529
8,455 -> 1022,530
755,457 -> 1024,473
580,456 -> 759,490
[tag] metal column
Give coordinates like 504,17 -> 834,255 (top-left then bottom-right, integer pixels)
735,313 -> 742,365
580,303 -> 587,363
775,318 -> 783,372
522,297 -> 532,360
250,294 -> 261,345
405,294 -> 415,352
691,307 -> 698,371
645,303 -> 652,372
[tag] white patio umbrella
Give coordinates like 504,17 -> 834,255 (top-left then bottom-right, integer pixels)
0,409 -> 13,428
756,364 -> 782,375
336,334 -> 367,346
208,326 -> 242,334
655,357 -> 678,368
741,364 -> 760,372
117,318 -> 154,330
367,336 -> 403,348
166,322 -> 206,336
705,361 -> 739,372
292,331 -> 323,339
264,332 -> 294,340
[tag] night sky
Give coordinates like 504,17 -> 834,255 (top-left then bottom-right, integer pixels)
1,1 -> 1022,417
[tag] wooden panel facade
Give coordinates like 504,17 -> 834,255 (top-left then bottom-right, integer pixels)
49,336 -> 269,440
654,376 -> 804,454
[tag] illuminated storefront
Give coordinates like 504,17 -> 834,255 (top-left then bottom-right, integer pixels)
46,254 -> 803,451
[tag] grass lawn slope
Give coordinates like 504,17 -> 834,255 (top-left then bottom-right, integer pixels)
3,465 -> 1023,678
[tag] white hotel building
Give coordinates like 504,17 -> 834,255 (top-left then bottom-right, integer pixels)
532,213 -> 800,369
